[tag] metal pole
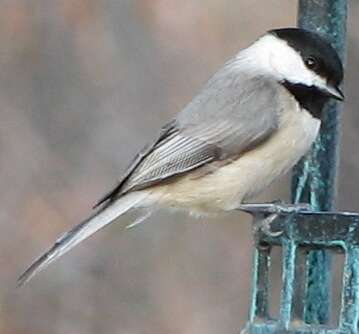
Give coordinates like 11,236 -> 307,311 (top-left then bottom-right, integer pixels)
294,0 -> 347,325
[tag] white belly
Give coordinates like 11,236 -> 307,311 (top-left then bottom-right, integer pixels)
149,109 -> 320,214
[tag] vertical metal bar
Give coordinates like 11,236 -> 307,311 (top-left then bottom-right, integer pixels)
339,247 -> 359,332
294,0 -> 347,325
292,247 -> 307,321
279,240 -> 297,329
249,246 -> 271,321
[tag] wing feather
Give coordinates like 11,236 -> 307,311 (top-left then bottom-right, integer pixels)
96,67 -> 284,205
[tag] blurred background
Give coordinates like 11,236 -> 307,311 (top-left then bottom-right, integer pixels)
1,1 -> 359,333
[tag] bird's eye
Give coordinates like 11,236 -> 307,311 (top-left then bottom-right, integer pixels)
305,56 -> 318,70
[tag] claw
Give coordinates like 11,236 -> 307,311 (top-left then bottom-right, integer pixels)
253,213 -> 283,237
271,202 -> 312,214
241,201 -> 313,238
239,201 -> 312,215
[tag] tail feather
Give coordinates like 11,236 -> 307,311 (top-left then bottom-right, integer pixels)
17,192 -> 148,287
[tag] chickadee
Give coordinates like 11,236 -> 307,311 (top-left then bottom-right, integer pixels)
18,28 -> 344,286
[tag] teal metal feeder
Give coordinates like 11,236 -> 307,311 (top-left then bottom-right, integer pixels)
240,206 -> 359,334
240,1 -> 353,333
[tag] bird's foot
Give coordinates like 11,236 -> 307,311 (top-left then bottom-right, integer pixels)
268,200 -> 312,214
240,201 -> 312,238
254,213 -> 283,237
239,201 -> 312,214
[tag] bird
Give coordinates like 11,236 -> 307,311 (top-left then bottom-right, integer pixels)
18,27 -> 344,287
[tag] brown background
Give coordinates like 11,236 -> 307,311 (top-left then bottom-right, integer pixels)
1,1 -> 359,333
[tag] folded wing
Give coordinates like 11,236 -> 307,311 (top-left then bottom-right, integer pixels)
97,68 -> 283,205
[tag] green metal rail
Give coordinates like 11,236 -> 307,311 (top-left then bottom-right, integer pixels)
294,0 -> 347,325
240,206 -> 359,334
241,1 -> 351,333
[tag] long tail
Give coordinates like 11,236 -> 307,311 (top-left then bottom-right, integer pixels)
17,192 -> 148,287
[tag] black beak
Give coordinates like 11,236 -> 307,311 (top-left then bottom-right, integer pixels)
325,84 -> 345,101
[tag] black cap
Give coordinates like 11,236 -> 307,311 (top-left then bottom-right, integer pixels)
269,28 -> 344,87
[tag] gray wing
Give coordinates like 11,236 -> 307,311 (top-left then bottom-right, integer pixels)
96,63 -> 283,205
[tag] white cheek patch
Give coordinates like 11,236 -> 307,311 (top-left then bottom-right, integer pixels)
267,38 -> 316,85
240,34 -> 328,89
311,74 -> 329,91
